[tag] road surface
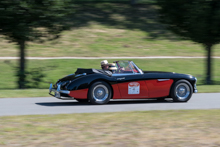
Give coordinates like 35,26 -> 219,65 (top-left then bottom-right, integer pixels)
0,93 -> 219,116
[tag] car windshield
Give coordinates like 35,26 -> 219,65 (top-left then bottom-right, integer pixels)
113,61 -> 140,74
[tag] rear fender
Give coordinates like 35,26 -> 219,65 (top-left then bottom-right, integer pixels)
67,74 -> 114,90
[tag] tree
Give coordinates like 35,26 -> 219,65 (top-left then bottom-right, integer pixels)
0,0 -> 72,88
157,0 -> 220,84
130,0 -> 137,5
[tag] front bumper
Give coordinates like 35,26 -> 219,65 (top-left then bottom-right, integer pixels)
194,78 -> 198,93
194,84 -> 198,93
49,83 -> 73,99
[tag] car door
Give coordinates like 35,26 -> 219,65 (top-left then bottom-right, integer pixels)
145,79 -> 173,98
142,72 -> 174,98
114,74 -> 149,98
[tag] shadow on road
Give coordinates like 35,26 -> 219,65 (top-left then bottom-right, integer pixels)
36,99 -> 175,107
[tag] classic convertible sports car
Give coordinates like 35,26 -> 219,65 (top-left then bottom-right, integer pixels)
49,60 -> 197,104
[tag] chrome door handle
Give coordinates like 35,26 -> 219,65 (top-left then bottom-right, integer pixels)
117,77 -> 125,80
157,79 -> 170,81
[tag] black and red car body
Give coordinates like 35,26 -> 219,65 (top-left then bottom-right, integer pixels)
49,60 -> 197,104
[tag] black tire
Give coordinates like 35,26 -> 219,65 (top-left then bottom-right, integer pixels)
75,99 -> 88,103
171,80 -> 193,102
88,81 -> 112,105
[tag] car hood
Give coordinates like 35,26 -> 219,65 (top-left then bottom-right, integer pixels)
143,71 -> 195,79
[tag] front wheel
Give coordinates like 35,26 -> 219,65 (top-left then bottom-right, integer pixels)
88,81 -> 112,105
171,80 -> 193,102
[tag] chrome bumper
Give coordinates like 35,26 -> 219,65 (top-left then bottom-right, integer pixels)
49,83 -> 72,99
194,78 -> 198,93
194,85 -> 198,93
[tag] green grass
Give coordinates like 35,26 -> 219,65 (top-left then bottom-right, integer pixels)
0,89 -> 49,98
0,58 -> 220,97
0,3 -> 220,57
0,110 -> 220,146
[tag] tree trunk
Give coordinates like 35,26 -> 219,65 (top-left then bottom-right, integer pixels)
18,40 -> 26,89
205,44 -> 213,84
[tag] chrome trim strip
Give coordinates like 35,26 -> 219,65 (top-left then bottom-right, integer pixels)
57,97 -> 75,100
157,79 -> 170,81
112,73 -> 142,76
60,90 -> 70,94
75,73 -> 87,77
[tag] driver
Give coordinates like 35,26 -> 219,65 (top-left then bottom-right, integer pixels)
100,60 -> 110,70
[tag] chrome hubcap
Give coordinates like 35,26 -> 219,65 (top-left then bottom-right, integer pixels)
93,85 -> 109,102
175,83 -> 190,100
97,90 -> 103,96
179,87 -> 186,95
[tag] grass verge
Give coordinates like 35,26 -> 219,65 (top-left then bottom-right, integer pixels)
1,58 -> 220,97
0,110 -> 220,146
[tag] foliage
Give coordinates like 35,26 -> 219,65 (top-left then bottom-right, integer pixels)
157,0 -> 220,84
0,0 -> 73,42
0,0 -> 73,88
16,67 -> 45,88
70,0 -> 156,4
4,60 -> 56,88
157,0 -> 220,45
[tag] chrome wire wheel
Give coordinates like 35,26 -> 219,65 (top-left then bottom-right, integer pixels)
175,83 -> 190,101
171,80 -> 193,102
88,81 -> 112,105
92,85 -> 109,102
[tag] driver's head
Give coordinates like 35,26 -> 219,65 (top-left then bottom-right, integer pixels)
101,60 -> 109,70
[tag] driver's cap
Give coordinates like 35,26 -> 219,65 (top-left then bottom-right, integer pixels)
101,60 -> 109,66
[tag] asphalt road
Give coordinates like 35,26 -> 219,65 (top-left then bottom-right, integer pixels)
0,93 -> 220,116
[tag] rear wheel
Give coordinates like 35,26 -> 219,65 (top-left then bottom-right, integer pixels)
88,81 -> 112,105
171,80 -> 193,102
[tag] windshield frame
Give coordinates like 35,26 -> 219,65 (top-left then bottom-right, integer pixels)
112,61 -> 143,76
